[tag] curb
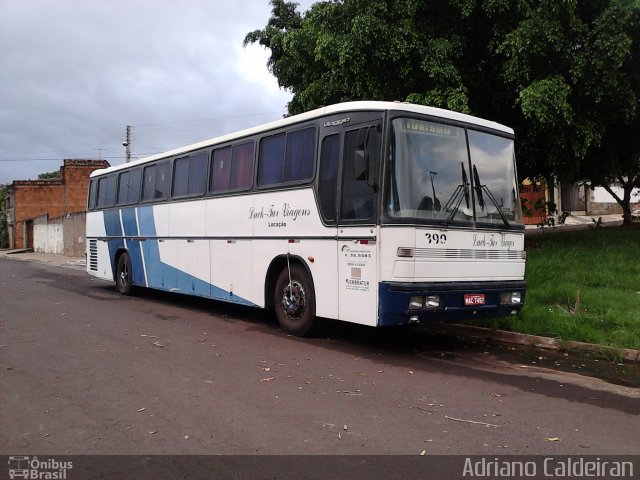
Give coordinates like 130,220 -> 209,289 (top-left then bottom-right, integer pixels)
430,323 -> 640,363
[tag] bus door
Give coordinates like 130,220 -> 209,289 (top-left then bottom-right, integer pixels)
337,120 -> 381,326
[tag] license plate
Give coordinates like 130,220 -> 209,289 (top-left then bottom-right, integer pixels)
464,294 -> 485,306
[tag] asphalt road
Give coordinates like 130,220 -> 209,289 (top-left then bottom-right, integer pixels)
1,257 -> 638,457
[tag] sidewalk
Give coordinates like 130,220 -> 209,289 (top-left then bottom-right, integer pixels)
0,249 -> 86,269
524,213 -> 624,235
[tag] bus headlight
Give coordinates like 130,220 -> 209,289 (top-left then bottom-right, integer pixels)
500,292 -> 522,305
409,296 -> 423,309
425,295 -> 441,309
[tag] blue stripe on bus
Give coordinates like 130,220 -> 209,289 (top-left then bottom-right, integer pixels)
120,208 -> 146,285
121,208 -> 138,236
106,206 -> 256,307
104,209 -> 122,236
137,206 -> 156,237
103,210 -> 123,269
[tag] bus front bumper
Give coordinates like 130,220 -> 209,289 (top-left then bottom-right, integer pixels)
378,280 -> 526,327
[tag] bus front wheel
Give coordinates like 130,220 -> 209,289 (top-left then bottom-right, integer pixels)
274,264 -> 316,336
115,252 -> 133,295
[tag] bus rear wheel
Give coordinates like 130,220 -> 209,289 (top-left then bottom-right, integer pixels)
115,252 -> 133,295
274,264 -> 316,336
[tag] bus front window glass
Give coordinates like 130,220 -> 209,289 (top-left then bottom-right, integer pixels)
467,130 -> 522,225
388,119 -> 471,222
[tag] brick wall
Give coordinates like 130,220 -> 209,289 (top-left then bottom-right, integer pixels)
13,181 -> 65,248
9,160 -> 109,249
62,160 -> 106,213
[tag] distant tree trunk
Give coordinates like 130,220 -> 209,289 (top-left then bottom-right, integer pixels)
601,176 -> 640,226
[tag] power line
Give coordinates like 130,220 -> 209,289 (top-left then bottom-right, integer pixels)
131,111 -> 284,128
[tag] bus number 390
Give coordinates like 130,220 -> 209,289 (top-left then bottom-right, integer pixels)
425,233 -> 447,245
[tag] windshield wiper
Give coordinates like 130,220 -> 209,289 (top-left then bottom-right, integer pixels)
442,162 -> 470,225
472,165 -> 510,227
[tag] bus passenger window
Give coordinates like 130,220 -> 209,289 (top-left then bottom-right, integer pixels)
97,175 -> 117,208
142,162 -> 170,201
142,165 -> 157,201
258,134 -> 285,186
211,147 -> 232,192
88,179 -> 98,210
231,142 -> 254,190
188,153 -> 208,195
173,157 -> 190,197
155,162 -> 171,199
117,170 -> 141,205
318,134 -> 339,221
284,126 -> 315,182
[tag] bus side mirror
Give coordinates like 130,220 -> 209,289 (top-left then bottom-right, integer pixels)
354,128 -> 369,181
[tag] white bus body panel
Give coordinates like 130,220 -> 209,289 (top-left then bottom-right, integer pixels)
380,227 -> 526,283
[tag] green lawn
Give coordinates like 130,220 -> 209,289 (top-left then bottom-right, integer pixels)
478,227 -> 640,350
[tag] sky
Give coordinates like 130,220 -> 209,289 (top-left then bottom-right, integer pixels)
0,0 -> 314,185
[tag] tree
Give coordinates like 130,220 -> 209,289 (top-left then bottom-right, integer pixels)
38,170 -> 61,180
246,0 -> 640,224
244,0 -> 475,115
495,0 -> 640,224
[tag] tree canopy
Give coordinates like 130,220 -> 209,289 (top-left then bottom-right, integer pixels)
38,170 -> 61,180
245,0 -> 640,223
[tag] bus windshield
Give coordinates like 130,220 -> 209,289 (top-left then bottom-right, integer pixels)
387,118 -> 522,226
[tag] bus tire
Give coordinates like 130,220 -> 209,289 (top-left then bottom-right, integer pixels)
115,252 -> 133,295
274,264 -> 316,336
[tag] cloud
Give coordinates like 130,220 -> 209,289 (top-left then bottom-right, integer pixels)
0,0 -> 313,183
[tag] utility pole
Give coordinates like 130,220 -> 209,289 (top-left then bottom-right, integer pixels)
123,125 -> 131,163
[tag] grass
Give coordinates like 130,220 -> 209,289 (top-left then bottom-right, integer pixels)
477,226 -> 640,350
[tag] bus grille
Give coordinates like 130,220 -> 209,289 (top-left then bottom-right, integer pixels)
414,248 -> 526,261
89,240 -> 98,271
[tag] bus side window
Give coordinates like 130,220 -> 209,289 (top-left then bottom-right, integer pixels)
173,157 -> 190,197
258,134 -> 286,187
340,127 -> 378,221
97,175 -> 117,209
142,165 -> 157,202
211,147 -> 232,192
318,134 -> 339,221
188,152 -> 208,195
174,153 -> 208,198
155,162 -> 171,199
143,162 -> 171,201
284,126 -> 315,182
231,142 -> 254,190
88,179 -> 98,210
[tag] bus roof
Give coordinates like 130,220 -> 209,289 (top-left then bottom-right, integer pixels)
90,101 -> 514,178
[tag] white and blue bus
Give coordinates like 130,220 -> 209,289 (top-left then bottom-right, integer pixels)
86,101 -> 526,336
